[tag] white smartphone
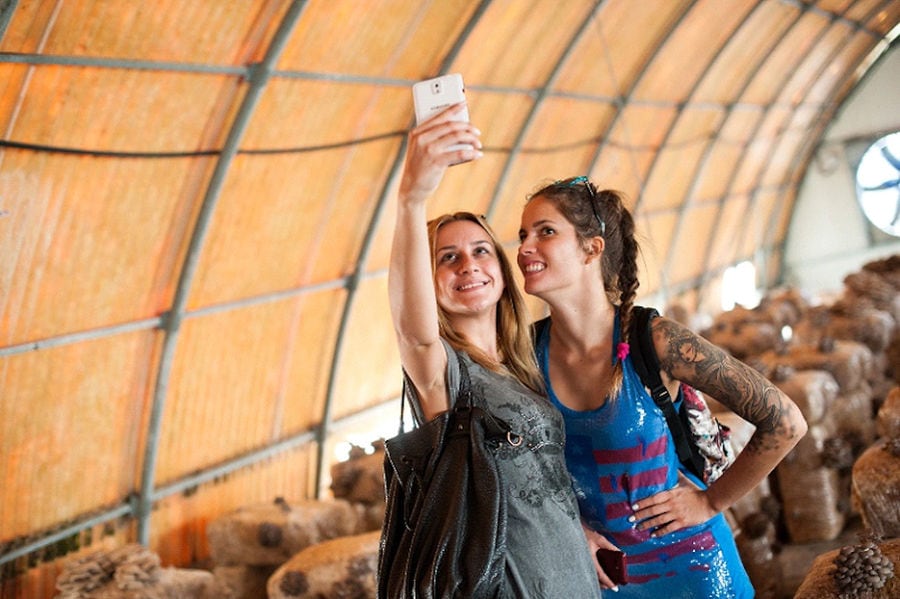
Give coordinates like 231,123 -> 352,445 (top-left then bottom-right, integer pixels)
412,73 -> 469,125
412,73 -> 472,153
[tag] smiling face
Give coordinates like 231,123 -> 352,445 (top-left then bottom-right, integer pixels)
517,195 -> 593,298
433,219 -> 505,318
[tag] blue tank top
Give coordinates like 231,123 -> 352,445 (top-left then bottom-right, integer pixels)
535,319 -> 754,598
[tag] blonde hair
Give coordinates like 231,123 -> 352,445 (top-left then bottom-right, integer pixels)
427,212 -> 544,394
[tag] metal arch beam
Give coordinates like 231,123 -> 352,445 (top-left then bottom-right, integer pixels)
0,46 -> 870,114
312,0 -> 496,497
0,0 -> 18,42
653,2 -> 802,304
483,0 -> 607,220
0,52 -> 467,89
583,1 -> 699,209
0,276 -> 351,358
136,0 -> 310,545
693,0 -> 888,304
763,2 -> 897,281
781,0 -> 891,34
751,0 -> 891,262
0,46 -> 830,115
0,52 -> 248,74
689,0 -> 821,306
689,0 -> 817,306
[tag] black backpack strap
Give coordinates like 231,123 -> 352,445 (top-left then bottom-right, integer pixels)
531,316 -> 550,343
628,306 -> 704,480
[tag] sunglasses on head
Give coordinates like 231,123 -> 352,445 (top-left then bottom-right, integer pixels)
557,176 -> 605,236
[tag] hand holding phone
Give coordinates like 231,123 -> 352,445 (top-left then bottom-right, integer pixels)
412,73 -> 473,153
596,548 -> 628,586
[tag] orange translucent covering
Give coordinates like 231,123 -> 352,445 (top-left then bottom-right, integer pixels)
1,3 -> 898,597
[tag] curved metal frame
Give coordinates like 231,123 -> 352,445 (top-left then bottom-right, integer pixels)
753,2 -> 892,262
584,2 -> 698,201
652,1 -> 803,302
693,0 -> 890,305
484,0 -> 608,219
136,0 -> 310,544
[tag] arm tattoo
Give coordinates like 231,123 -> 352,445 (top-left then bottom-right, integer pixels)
654,318 -> 794,453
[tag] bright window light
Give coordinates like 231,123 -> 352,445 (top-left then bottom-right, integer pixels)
722,261 -> 761,311
781,325 -> 793,343
333,412 -> 398,462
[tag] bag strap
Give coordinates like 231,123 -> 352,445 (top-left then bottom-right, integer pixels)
398,378 -> 410,435
628,306 -> 704,480
532,316 -> 550,343
455,354 -> 474,408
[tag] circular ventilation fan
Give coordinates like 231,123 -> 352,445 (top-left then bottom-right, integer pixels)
856,131 -> 900,237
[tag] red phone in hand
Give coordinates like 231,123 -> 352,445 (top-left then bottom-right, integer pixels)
596,548 -> 628,585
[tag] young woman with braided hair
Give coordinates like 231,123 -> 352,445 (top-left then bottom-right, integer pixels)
517,177 -> 807,597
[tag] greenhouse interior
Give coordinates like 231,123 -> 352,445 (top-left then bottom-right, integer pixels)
1,1 -> 900,598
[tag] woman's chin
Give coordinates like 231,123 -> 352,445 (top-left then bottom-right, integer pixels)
522,278 -> 544,297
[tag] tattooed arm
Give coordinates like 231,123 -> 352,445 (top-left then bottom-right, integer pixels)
630,315 -> 807,536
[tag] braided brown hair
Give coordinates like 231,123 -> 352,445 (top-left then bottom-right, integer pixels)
526,178 -> 642,384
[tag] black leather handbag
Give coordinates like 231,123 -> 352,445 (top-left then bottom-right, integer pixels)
377,354 -> 515,598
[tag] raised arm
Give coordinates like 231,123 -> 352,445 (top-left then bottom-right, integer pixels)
388,103 -> 482,421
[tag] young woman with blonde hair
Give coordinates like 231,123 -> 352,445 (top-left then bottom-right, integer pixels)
384,106 -> 601,597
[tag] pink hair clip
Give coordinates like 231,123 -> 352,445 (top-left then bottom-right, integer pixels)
616,342 -> 630,362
